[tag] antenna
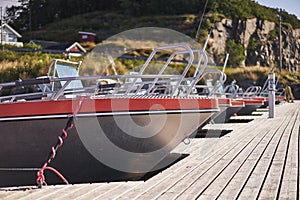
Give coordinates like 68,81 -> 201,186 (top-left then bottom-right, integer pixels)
195,0 -> 209,41
0,6 -> 2,45
202,29 -> 211,51
277,9 -> 282,72
222,53 -> 229,75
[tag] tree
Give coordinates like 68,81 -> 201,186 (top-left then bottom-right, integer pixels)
4,0 -> 300,33
5,0 -> 122,31
226,39 -> 245,66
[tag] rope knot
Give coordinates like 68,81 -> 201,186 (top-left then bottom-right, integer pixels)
36,165 -> 46,187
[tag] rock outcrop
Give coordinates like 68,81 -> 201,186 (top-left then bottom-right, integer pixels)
208,18 -> 300,71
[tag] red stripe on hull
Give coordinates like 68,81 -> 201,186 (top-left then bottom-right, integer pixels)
0,98 -> 219,118
236,99 -> 264,105
231,100 -> 245,107
217,98 -> 231,106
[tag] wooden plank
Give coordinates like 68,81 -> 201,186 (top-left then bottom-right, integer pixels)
115,121 -> 257,199
198,117 -> 284,198
117,121 -> 256,199
229,115 -> 261,120
0,187 -> 38,200
49,184 -> 98,200
21,184 -> 92,200
173,119 -> 279,199
277,110 -> 299,199
93,182 -> 137,200
256,108 -> 269,112
236,104 -> 298,199
201,123 -> 243,130
75,182 -> 122,200
224,105 -> 297,199
112,139 -> 219,199
141,115 -> 277,199
4,185 -> 65,200
258,110 -> 298,199
116,159 -> 206,200
173,103 -> 297,199
215,110 -> 294,199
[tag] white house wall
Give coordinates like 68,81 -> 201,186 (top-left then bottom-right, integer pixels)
0,26 -> 23,47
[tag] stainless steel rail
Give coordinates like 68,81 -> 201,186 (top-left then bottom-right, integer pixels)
0,44 -> 216,102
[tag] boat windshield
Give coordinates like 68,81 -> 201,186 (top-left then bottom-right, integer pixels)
55,62 -> 83,89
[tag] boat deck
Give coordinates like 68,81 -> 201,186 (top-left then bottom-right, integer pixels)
0,101 -> 299,200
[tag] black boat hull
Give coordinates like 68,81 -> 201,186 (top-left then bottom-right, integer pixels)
236,104 -> 261,115
213,106 -> 243,123
0,111 -> 213,187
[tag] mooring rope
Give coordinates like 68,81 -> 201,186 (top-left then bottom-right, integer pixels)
36,96 -> 85,188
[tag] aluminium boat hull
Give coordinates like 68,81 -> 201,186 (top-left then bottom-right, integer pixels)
0,97 -> 218,187
196,102 -> 228,131
198,98 -> 245,125
236,99 -> 264,115
213,103 -> 244,123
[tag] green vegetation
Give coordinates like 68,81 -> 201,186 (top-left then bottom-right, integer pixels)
268,29 -> 277,41
226,40 -> 246,66
0,50 -> 64,82
224,66 -> 300,86
5,0 -> 300,41
248,37 -> 259,52
1,50 -> 299,87
225,66 -> 271,85
0,43 -> 42,50
23,43 -> 42,50
19,12 -> 199,43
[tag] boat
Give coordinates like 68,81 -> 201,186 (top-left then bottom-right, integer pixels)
0,44 -> 219,187
235,98 -> 265,115
212,98 -> 245,123
196,98 -> 245,130
228,86 -> 265,115
258,77 -> 285,106
220,80 -> 283,115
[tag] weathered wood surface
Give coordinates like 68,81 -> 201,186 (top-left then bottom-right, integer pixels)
0,101 -> 299,200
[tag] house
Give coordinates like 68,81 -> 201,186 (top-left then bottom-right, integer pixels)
29,40 -> 87,56
0,23 -> 23,47
78,31 -> 96,43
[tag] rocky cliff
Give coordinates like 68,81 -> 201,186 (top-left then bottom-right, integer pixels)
208,18 -> 300,72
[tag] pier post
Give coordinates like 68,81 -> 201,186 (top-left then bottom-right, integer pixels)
268,72 -> 275,118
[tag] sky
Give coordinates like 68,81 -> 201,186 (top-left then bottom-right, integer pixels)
0,0 -> 19,11
0,0 -> 19,17
256,0 -> 300,19
0,0 -> 299,19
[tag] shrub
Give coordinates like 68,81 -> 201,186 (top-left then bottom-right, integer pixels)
23,43 -> 42,49
226,40 -> 246,66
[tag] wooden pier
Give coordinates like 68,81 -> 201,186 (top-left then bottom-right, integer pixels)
0,101 -> 299,200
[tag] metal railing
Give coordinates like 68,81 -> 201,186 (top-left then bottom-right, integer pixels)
0,43 -> 215,102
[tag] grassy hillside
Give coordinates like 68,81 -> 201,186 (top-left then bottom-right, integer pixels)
1,50 -> 299,88
9,0 -> 300,36
0,50 -> 64,82
21,11 -> 201,43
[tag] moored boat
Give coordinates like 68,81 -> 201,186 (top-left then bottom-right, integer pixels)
235,99 -> 265,115
0,44 -> 219,187
213,99 -> 245,123
0,96 -> 218,187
